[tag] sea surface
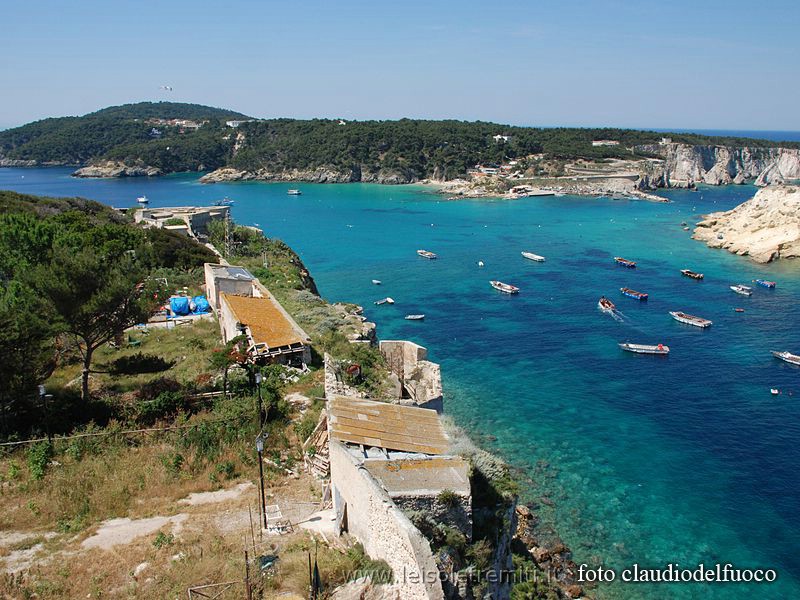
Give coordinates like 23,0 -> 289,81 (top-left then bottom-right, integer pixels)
2,168 -> 799,599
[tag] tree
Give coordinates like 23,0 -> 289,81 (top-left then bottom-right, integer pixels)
29,245 -> 163,402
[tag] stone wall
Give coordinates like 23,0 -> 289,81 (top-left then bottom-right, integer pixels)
379,341 -> 443,412
330,440 -> 444,600
392,494 -> 473,542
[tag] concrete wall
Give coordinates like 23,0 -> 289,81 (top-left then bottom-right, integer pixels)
203,263 -> 255,310
217,294 -> 242,343
330,440 -> 444,600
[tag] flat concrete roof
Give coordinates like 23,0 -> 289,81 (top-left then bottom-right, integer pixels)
364,456 -> 470,497
328,396 -> 449,455
210,264 -> 254,281
221,293 -> 306,350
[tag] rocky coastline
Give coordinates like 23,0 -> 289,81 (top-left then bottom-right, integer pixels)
693,184 -> 800,263
72,160 -> 162,178
198,165 -> 418,185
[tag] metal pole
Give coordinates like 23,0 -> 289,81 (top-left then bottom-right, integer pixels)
257,449 -> 267,529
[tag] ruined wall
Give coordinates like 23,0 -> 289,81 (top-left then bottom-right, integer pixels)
392,494 -> 473,542
380,341 -> 443,412
330,441 -> 444,600
324,354 -> 367,398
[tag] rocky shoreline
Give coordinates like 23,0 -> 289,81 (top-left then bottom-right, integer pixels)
693,185 -> 800,263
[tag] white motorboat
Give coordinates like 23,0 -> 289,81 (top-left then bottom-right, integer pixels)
287,189 -> 302,195
372,279 -> 381,285
490,280 -> 520,294
405,314 -> 425,321
669,311 -> 712,328
374,297 -> 395,305
730,284 -> 752,296
417,249 -> 437,259
619,343 -> 670,355
136,195 -> 149,204
772,351 -> 800,366
521,251 -> 545,262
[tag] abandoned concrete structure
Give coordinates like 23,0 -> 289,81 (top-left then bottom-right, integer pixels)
134,205 -> 229,239
327,395 -> 473,599
380,340 -> 443,412
204,262 -> 311,367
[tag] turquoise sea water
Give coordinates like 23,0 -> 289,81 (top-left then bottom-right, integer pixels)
2,168 -> 799,599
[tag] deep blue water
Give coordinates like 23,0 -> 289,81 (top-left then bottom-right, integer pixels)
2,168 -> 799,599
651,129 -> 800,143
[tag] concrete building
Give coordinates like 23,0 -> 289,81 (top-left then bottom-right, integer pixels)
591,140 -> 620,147
134,206 -> 229,240
327,395 -> 473,599
203,263 -> 256,310
380,340 -> 443,412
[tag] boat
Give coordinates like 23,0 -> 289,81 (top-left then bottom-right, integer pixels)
682,227 -> 690,231
214,197 -> 234,206
754,279 -> 777,288
680,222 -> 688,227
771,388 -> 780,396
374,297 -> 395,305
669,311 -> 712,328
372,279 -> 381,285
477,261 -> 485,267
405,314 -> 425,321
619,342 -> 669,355
680,269 -> 704,280
417,249 -> 437,259
772,351 -> 800,366
287,189 -> 302,196
521,251 -> 546,262
614,257 -> 636,268
598,296 -> 616,313
730,284 -> 752,296
136,195 -> 149,204
620,287 -> 648,300
734,308 -> 745,313
490,280 -> 520,294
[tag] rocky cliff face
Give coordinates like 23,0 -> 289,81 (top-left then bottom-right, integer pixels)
72,160 -> 161,178
693,185 -> 800,262
636,143 -> 800,188
199,165 -> 418,185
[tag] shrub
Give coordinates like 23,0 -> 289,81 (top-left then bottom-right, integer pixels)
210,460 -> 237,483
153,531 -> 174,548
137,377 -> 183,401
108,352 -> 175,375
437,489 -> 460,509
137,391 -> 185,425
27,441 -> 52,480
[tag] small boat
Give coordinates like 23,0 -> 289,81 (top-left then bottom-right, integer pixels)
754,279 -> 776,288
680,222 -> 688,227
771,388 -> 780,396
730,284 -> 752,296
681,269 -> 704,280
136,195 -> 149,204
619,343 -> 669,355
734,308 -> 745,313
521,251 -> 546,262
417,249 -> 437,259
490,280 -> 520,294
374,297 -> 395,305
683,227 -> 690,231
669,311 -> 712,328
620,287 -> 648,301
287,189 -> 302,195
598,296 -> 616,313
477,261 -> 485,267
214,197 -> 234,206
614,257 -> 636,268
372,279 -> 381,285
405,314 -> 425,321
772,351 -> 800,366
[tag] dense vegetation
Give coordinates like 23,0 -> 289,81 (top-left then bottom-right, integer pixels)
3,102 -> 799,179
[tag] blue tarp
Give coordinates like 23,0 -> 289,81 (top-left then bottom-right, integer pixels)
170,296 -> 190,316
192,295 -> 210,313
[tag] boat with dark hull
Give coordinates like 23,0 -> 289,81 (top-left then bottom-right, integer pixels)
681,269 -> 704,280
754,279 -> 776,288
620,287 -> 648,300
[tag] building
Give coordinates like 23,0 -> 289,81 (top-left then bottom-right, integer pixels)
492,134 -> 512,143
592,140 -> 620,147
134,206 -> 229,240
327,395 -> 472,599
380,340 -> 443,412
225,120 -> 252,128
660,137 -> 673,144
205,263 -> 311,367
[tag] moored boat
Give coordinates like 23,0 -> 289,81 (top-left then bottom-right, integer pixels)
405,314 -> 425,321
521,251 -> 546,262
598,296 -> 616,312
669,311 -> 712,328
614,256 -> 636,268
620,287 -> 648,300
754,279 -> 776,288
730,284 -> 752,296
772,351 -> 800,366
287,189 -> 302,195
374,297 -> 395,305
681,269 -> 704,280
417,249 -> 437,259
136,195 -> 149,204
619,342 -> 669,355
490,280 -> 520,294
214,197 -> 234,206
372,279 -> 381,285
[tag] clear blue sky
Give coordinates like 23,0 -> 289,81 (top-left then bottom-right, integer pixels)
1,0 -> 798,130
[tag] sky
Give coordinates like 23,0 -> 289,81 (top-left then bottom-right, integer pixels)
1,0 -> 799,131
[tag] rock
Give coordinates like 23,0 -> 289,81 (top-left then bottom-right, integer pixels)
199,165 -> 417,185
132,561 -> 149,579
692,185 -> 800,262
73,160 -> 161,178
566,584 -> 584,598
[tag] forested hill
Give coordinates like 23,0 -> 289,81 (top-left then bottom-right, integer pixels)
2,102 -> 799,178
